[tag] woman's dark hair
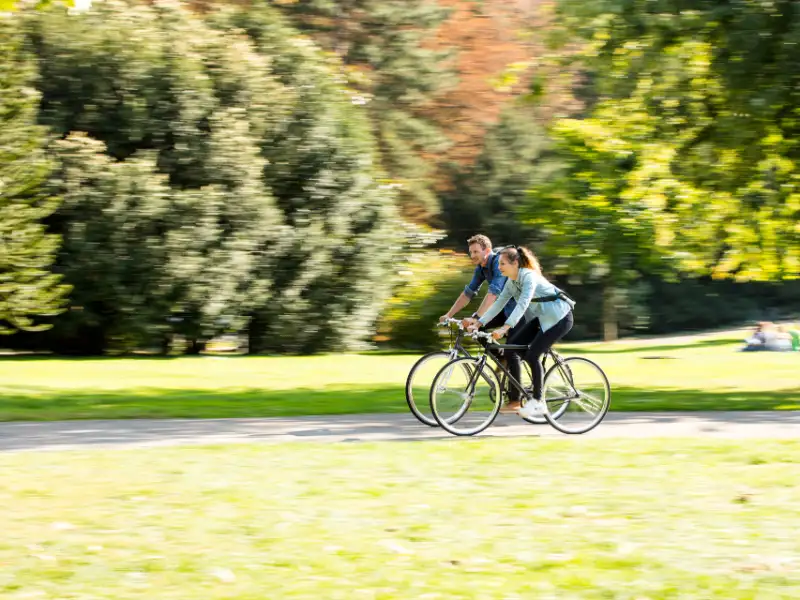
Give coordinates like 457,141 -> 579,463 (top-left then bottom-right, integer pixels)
500,245 -> 542,274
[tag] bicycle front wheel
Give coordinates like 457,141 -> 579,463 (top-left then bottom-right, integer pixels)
542,357 -> 611,434
430,358 -> 502,436
405,351 -> 458,427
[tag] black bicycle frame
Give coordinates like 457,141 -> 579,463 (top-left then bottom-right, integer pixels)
446,327 -> 576,403
448,328 -> 473,359
475,340 -> 572,402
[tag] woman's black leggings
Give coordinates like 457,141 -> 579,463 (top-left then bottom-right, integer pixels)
507,311 -> 574,400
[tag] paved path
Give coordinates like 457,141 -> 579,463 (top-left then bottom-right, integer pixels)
0,411 -> 798,452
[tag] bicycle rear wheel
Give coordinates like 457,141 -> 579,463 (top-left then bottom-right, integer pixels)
405,351 -> 458,427
542,357 -> 611,434
430,357 -> 502,436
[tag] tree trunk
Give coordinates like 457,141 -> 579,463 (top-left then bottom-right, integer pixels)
186,338 -> 204,355
247,314 -> 266,355
56,326 -> 107,355
160,334 -> 173,356
602,283 -> 618,342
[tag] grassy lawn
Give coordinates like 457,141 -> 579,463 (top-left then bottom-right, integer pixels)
0,328 -> 797,421
1,438 -> 799,598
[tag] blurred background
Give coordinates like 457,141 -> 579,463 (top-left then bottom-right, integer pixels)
3,0 -> 797,357
2,3 -> 800,598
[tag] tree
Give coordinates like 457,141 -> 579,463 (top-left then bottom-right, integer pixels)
525,116 -> 675,341
545,0 -> 800,281
23,1 -> 403,354
224,4 -> 403,353
513,0 -> 800,341
441,105 -> 552,247
27,0 -> 227,352
0,18 -> 70,334
47,134 -> 174,353
164,108 -> 286,352
280,0 -> 457,221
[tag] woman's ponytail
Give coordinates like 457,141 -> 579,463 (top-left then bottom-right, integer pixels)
501,245 -> 542,274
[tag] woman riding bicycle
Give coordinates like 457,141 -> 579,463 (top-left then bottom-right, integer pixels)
463,246 -> 575,418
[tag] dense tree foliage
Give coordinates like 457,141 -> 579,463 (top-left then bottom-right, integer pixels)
0,19 -> 70,335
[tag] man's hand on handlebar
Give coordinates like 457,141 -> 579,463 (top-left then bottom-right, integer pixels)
438,317 -> 463,329
462,317 -> 480,332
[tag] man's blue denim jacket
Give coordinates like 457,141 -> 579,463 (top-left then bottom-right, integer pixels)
464,251 -> 516,317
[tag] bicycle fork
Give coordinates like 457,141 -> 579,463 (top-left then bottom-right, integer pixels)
550,358 -> 601,413
437,355 -> 488,408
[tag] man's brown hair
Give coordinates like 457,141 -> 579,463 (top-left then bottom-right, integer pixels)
466,234 -> 492,250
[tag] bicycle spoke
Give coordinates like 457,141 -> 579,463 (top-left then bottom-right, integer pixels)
574,391 -> 604,412
437,365 -> 458,391
406,351 -> 463,428
546,394 -> 571,404
542,357 -> 610,434
430,358 -> 502,436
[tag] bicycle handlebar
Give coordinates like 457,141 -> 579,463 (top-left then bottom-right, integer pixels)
471,330 -> 493,340
468,330 -> 496,343
438,318 -> 498,343
438,318 -> 465,329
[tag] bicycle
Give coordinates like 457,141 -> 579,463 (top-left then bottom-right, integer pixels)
405,319 -> 539,427
428,329 -> 611,436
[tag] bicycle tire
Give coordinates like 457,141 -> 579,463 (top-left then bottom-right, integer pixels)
542,357 -> 611,434
430,357 -> 502,436
405,351 -> 457,427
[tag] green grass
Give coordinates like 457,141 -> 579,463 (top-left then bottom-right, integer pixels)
0,328 -> 797,421
1,438 -> 799,598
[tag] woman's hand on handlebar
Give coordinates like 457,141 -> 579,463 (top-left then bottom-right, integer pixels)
490,326 -> 509,341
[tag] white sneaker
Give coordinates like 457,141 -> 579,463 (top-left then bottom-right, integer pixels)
518,399 -> 545,419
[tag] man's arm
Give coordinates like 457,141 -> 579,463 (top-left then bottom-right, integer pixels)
440,265 -> 484,321
468,254 -> 505,322
442,292 -> 472,321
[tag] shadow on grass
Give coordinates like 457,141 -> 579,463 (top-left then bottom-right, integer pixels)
610,386 -> 800,411
0,384 -> 798,423
0,385 -> 410,421
565,338 -> 743,355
